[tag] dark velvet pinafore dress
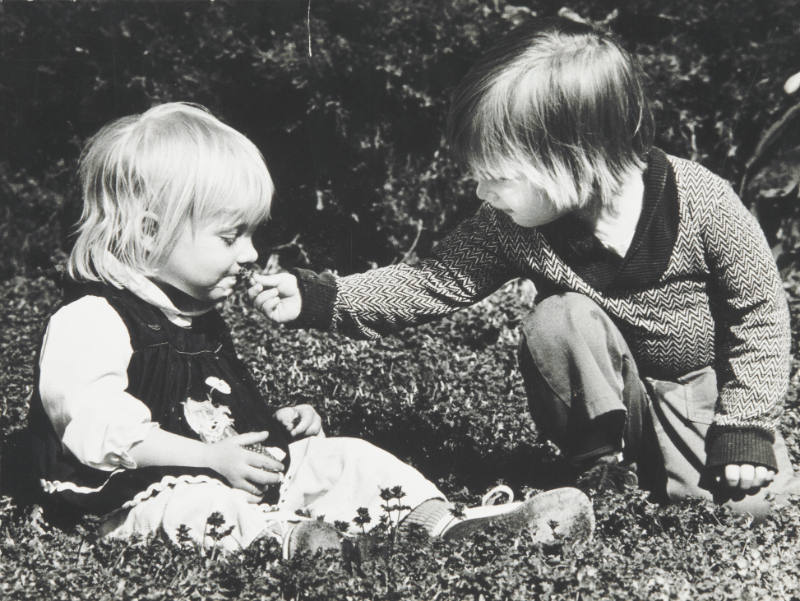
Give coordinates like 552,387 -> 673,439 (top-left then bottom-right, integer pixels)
28,283 -> 289,516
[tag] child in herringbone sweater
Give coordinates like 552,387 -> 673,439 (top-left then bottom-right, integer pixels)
249,17 -> 800,516
28,102 -> 593,557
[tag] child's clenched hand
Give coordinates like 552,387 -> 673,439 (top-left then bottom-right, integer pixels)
247,273 -> 302,323
274,404 -> 324,439
717,463 -> 775,492
204,431 -> 284,503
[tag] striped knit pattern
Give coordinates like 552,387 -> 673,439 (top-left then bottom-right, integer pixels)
332,155 -> 791,441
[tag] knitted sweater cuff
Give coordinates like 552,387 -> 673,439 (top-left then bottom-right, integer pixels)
705,427 -> 777,471
288,268 -> 338,330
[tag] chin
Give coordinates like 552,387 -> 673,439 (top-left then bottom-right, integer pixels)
511,217 -> 538,228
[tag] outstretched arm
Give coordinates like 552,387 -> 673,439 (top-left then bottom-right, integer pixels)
250,204 -> 516,339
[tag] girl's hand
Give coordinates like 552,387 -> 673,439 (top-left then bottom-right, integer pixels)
204,431 -> 284,503
717,463 -> 775,491
247,273 -> 302,323
274,405 -> 323,439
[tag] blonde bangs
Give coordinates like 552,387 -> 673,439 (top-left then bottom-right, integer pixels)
185,133 -> 273,234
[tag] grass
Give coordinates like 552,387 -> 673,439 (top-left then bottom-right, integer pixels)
1,273 -> 800,600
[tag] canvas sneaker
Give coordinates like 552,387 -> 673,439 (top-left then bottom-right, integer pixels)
436,486 -> 594,545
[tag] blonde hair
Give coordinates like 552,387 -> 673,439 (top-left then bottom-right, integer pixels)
447,17 -> 653,213
68,102 -> 274,282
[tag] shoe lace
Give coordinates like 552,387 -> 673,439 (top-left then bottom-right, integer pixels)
481,484 -> 514,506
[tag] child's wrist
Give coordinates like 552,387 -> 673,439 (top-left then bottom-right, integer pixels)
199,442 -> 220,472
288,268 -> 337,329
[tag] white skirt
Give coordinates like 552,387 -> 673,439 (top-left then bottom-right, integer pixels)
99,436 -> 444,552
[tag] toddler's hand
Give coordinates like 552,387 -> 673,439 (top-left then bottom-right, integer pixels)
204,431 -> 284,503
274,405 -> 324,439
247,273 -> 302,323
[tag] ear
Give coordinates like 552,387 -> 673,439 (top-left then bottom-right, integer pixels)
140,212 -> 160,253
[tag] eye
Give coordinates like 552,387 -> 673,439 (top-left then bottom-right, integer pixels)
219,223 -> 248,246
219,232 -> 240,246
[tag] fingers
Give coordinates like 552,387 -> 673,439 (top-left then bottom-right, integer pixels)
253,290 -> 282,318
273,407 -> 298,430
231,459 -> 283,501
246,273 -> 297,300
234,477 -> 265,499
738,464 -> 755,490
230,431 -> 270,446
246,273 -> 301,322
251,273 -> 294,290
275,405 -> 323,437
246,465 -> 283,488
722,463 -> 776,490
755,465 -> 775,487
247,449 -> 285,473
294,405 -> 322,437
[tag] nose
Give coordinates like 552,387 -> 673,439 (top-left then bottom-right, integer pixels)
237,236 -> 259,265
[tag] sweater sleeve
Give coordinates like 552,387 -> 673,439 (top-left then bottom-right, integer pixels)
38,295 -> 160,471
698,179 -> 791,471
294,203 -> 515,339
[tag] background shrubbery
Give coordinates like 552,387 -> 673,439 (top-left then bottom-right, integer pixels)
2,1 -> 800,599
1,0 -> 799,277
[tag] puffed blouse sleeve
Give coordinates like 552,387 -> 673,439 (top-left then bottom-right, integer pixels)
38,295 -> 160,471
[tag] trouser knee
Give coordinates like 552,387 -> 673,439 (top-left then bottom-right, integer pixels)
518,293 -> 644,464
520,292 -> 612,358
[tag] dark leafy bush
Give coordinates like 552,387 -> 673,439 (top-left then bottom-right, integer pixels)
2,0 -> 800,277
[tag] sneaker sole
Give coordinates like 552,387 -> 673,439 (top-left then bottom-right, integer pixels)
442,487 -> 594,545
283,520 -> 343,559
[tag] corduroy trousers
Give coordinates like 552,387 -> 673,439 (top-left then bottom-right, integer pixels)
519,292 -> 799,518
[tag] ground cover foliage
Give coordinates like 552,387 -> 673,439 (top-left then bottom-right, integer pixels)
2,0 -> 800,599
3,277 -> 800,600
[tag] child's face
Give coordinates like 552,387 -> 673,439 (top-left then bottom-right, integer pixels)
476,178 -> 568,228
155,219 -> 258,305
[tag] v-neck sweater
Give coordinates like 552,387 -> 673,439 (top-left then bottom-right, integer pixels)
540,149 -> 678,294
293,150 -> 791,471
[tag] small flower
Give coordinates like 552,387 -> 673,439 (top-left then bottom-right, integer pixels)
183,398 -> 236,443
333,520 -> 350,533
784,71 -> 800,95
353,507 -> 371,528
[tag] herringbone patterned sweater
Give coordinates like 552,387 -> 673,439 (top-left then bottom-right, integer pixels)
297,153 -> 791,469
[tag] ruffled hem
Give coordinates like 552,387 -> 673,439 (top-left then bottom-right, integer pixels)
118,474 -> 233,511
40,473 -> 123,495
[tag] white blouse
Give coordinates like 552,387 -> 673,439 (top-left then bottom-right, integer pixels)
38,295 -> 159,471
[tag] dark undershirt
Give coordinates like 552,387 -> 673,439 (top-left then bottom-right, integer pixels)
540,148 -> 679,296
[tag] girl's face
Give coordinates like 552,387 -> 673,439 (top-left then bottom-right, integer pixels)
475,178 -> 568,227
155,219 -> 258,305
